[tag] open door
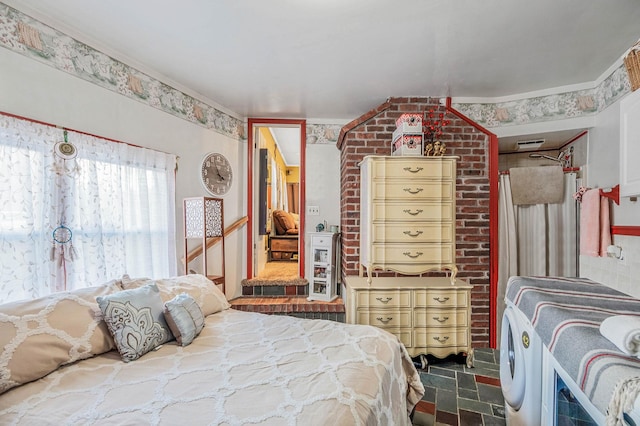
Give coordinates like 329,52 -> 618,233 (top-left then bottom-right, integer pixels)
247,118 -> 306,279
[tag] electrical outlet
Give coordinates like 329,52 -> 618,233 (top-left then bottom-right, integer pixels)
307,205 -> 320,215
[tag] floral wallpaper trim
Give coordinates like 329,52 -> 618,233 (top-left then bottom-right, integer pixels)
0,4 -> 630,141
452,64 -> 631,128
0,4 -> 244,140
0,4 -> 344,145
305,124 -> 341,145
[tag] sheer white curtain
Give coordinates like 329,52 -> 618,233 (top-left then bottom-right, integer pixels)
0,114 -> 177,303
270,158 -> 278,210
0,116 -> 55,301
497,174 -> 517,345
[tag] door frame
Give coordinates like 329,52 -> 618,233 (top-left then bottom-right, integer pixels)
247,118 -> 306,279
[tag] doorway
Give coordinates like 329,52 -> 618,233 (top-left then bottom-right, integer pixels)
247,119 -> 306,280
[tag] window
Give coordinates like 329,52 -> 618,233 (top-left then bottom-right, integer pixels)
0,114 -> 177,303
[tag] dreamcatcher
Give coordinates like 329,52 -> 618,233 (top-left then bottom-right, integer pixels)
51,130 -> 80,176
50,224 -> 77,265
50,130 -> 79,289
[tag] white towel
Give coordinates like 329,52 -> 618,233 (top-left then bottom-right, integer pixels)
600,315 -> 640,356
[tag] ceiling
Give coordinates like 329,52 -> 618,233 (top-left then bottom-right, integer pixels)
269,127 -> 300,167
499,129 -> 586,155
5,0 -> 640,154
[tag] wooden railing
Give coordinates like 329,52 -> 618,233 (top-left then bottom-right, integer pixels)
182,216 -> 248,265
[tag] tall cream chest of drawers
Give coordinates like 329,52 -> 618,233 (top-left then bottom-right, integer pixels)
358,156 -> 458,283
352,155 -> 472,364
345,276 -> 473,363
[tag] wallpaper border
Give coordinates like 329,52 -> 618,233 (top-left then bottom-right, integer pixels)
452,65 -> 631,129
0,3 -> 632,144
0,4 -> 245,139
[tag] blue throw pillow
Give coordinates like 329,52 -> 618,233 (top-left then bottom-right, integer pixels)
163,293 -> 205,346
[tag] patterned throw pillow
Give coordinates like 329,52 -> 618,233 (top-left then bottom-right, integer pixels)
96,283 -> 171,362
0,280 -> 121,394
121,274 -> 229,316
163,293 -> 205,346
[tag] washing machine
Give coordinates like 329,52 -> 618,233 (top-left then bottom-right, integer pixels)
500,304 -> 543,425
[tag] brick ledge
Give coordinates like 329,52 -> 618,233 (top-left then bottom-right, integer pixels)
230,296 -> 345,314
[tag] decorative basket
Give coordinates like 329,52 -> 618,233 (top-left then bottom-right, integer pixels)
624,40 -> 640,91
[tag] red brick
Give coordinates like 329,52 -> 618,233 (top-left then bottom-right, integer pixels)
414,400 -> 436,415
338,97 -> 491,347
285,286 -> 296,296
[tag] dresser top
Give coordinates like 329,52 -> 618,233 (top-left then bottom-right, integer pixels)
361,155 -> 459,161
345,276 -> 471,290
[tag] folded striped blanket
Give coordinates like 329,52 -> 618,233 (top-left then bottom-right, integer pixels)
506,276 -> 640,424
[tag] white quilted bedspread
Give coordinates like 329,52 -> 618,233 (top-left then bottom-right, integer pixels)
0,309 -> 424,425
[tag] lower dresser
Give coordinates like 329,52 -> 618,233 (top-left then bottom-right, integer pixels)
344,276 -> 473,365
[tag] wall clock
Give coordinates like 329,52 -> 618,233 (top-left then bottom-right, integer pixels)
201,152 -> 233,196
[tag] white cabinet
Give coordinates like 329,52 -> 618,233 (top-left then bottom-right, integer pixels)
308,232 -> 340,302
620,88 -> 640,197
359,156 -> 458,283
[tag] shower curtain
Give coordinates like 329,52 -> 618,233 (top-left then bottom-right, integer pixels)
496,172 -> 578,344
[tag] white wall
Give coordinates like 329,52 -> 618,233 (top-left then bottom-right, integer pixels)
581,235 -> 640,298
0,46 -> 345,299
303,143 -> 341,276
496,99 -> 640,297
586,101 -> 621,190
580,94 -> 640,297
0,47 -> 248,298
588,97 -> 640,226
5,19 -> 635,299
499,150 -> 562,170
304,143 -> 341,233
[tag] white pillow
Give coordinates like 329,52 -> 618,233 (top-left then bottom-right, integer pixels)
121,274 -> 230,316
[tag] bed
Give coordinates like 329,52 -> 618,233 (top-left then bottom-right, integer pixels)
0,275 -> 424,425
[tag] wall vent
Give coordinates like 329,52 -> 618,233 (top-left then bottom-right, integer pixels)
515,139 -> 545,151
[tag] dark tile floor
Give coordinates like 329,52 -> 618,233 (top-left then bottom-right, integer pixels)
412,348 -> 505,426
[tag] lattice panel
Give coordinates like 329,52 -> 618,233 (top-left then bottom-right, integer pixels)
184,197 -> 223,238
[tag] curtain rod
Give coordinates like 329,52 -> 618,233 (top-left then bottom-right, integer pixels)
499,167 -> 580,175
0,110 -> 176,158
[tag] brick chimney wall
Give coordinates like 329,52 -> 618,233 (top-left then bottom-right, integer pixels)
338,97 -> 490,347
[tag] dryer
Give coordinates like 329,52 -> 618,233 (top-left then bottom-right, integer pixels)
500,304 -> 543,425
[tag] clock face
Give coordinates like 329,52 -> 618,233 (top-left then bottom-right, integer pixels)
201,153 -> 233,196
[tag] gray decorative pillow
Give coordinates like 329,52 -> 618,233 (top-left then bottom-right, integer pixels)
164,293 -> 205,346
96,283 -> 171,362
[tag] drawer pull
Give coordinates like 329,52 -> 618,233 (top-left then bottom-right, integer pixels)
433,297 -> 450,303
376,317 -> 393,324
433,336 -> 450,343
403,166 -> 424,174
403,230 -> 423,238
403,209 -> 423,216
433,316 -> 449,323
403,251 -> 423,259
403,187 -> 423,195
375,297 -> 393,304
